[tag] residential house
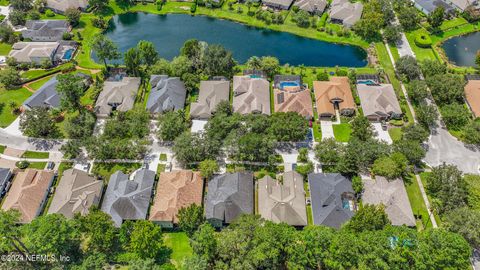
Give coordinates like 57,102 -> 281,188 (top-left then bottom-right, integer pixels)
22,20 -> 70,42
101,169 -> 155,227
190,80 -> 230,119
313,77 -> 356,118
273,75 -> 313,119
149,170 -> 204,228
23,73 -> 91,110
232,75 -> 271,115
329,0 -> 363,27
308,173 -> 355,228
146,75 -> 187,114
46,0 -> 88,14
357,83 -> 402,121
262,0 -> 294,9
1,170 -> 55,223
95,77 -> 141,118
362,177 -> 416,227
293,0 -> 328,14
445,0 -> 477,11
8,42 -> 59,64
205,172 -> 254,228
464,78 -> 480,118
258,171 -> 308,226
0,168 -> 12,198
47,169 -> 103,219
413,0 -> 455,14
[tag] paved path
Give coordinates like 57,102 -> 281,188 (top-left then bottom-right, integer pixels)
372,123 -> 393,144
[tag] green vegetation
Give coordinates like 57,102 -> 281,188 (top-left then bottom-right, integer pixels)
27,162 -> 47,169
163,232 -> 193,268
414,32 -> 432,48
0,87 -> 32,128
0,42 -> 12,55
28,76 -> 54,90
21,150 -> 49,159
91,162 -> 142,181
159,153 -> 167,161
388,127 -> 403,142
20,66 -> 63,82
332,123 -> 351,142
404,174 -> 432,229
0,145 -> 5,154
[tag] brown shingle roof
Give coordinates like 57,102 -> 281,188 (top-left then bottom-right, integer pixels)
274,88 -> 313,118
149,170 -> 204,224
465,80 -> 480,118
313,77 -> 355,117
1,169 -> 54,223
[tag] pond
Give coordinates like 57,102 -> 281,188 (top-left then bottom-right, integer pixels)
97,13 -> 368,67
442,31 -> 480,67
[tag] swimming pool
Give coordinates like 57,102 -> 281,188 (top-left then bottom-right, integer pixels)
357,80 -> 377,85
280,81 -> 300,89
62,49 -> 74,60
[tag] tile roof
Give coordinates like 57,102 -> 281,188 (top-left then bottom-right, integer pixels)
232,75 -> 271,115
293,0 -> 327,13
314,77 -> 355,117
274,88 -> 313,118
46,0 -> 88,13
22,20 -> 69,42
190,80 -> 230,119
308,173 -> 355,228
95,77 -> 141,118
9,42 -> 59,63
1,169 -> 54,223
329,0 -> 363,27
362,177 -> 416,227
258,171 -> 308,226
48,169 -> 103,219
465,80 -> 480,118
205,172 -> 254,224
101,169 -> 155,227
149,170 -> 204,224
147,75 -> 187,114
357,83 -> 402,119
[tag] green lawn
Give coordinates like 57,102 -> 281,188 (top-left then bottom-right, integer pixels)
29,76 -> 54,90
0,145 -> 5,154
21,150 -> 49,159
465,174 -> 480,210
0,42 -> 12,55
157,164 -> 166,174
91,162 -> 141,181
0,88 -> 32,128
388,127 -> 403,142
27,162 -> 48,170
159,153 -> 168,161
403,174 -> 432,230
333,123 -> 351,142
439,17 -> 468,32
418,172 -> 441,226
163,232 -> 193,268
20,66 -> 63,81
405,30 -> 438,62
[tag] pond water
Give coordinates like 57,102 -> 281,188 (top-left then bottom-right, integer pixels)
96,13 -> 368,67
442,31 -> 480,67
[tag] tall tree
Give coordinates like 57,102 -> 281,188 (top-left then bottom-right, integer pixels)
177,204 -> 205,237
444,207 -> 480,249
90,34 -> 120,70
88,0 -> 107,13
10,0 -> 32,11
75,207 -> 117,255
0,67 -> 21,89
124,47 -> 143,77
65,7 -> 81,26
157,110 -> 189,141
19,107 -> 58,138
138,40 -> 159,68
56,73 -> 87,112
191,223 -> 217,265
426,164 -> 468,213
127,220 -> 165,260
202,44 -> 237,78
350,115 -> 374,141
0,210 -> 22,253
198,159 -> 219,180
345,204 -> 391,232
428,7 -> 445,28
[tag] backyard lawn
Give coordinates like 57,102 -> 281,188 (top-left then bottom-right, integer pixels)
0,87 -> 32,128
403,174 -> 432,230
20,66 -> 63,81
333,123 -> 351,142
388,127 -> 403,142
21,150 -> 49,159
0,42 -> 12,55
29,75 -> 54,91
91,162 -> 142,181
163,232 -> 193,268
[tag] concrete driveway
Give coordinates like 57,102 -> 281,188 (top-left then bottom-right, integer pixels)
320,120 -> 334,140
372,123 -> 392,144
424,127 -> 480,174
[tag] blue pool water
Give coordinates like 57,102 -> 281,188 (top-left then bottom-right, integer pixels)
63,49 -> 74,60
357,80 -> 377,85
280,81 -> 300,89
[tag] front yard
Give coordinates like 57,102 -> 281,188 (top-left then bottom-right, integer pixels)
0,87 -> 32,128
91,162 -> 142,181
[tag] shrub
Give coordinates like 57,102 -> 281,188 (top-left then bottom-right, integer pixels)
45,9 -> 55,17
414,32 -> 432,48
190,3 -> 197,13
62,63 -> 76,73
16,160 -> 30,169
316,71 -> 329,81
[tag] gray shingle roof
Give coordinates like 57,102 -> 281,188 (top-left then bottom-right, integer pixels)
101,169 -> 155,227
46,0 -> 88,13
414,0 -> 455,14
95,77 -> 141,118
23,73 -> 91,110
263,0 -> 294,9
9,42 -> 59,63
190,80 -> 230,119
146,75 -> 187,114
329,0 -> 363,27
22,20 -> 69,42
0,168 -> 11,196
357,83 -> 402,119
293,0 -> 327,13
362,177 -> 416,227
308,173 -> 355,228
205,172 -> 254,225
232,75 -> 271,115
258,171 -> 308,226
